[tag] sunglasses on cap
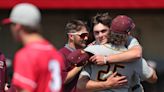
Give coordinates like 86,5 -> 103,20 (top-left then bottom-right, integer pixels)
68,32 -> 89,39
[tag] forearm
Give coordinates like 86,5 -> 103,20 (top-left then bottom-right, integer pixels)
77,73 -> 127,91
107,46 -> 142,63
85,80 -> 109,91
77,76 -> 108,92
64,66 -> 83,84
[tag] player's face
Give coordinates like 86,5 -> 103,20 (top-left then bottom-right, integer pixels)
93,23 -> 110,44
73,27 -> 89,49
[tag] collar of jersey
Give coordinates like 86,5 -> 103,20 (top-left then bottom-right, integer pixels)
65,44 -> 76,52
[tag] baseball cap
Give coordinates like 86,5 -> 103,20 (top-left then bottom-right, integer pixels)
110,15 -> 135,34
2,3 -> 41,28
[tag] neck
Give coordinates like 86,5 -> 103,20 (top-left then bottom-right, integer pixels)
67,41 -> 76,49
21,33 -> 44,45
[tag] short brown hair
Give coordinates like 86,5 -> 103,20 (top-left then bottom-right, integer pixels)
90,13 -> 112,30
65,20 -> 88,33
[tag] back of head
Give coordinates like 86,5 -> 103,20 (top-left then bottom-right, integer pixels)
9,3 -> 41,30
110,15 -> 135,34
65,20 -> 87,33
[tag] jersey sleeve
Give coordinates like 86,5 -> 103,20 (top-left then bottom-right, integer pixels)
134,58 -> 154,81
80,63 -> 92,78
12,52 -> 37,91
126,36 -> 140,49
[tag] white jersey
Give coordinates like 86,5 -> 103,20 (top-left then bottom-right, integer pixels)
126,36 -> 144,92
80,44 -> 153,92
126,36 -> 140,49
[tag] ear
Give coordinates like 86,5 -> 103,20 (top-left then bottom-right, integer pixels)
68,34 -> 74,40
14,24 -> 22,32
127,32 -> 131,35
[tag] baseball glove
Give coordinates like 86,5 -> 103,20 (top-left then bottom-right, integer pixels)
67,49 -> 90,67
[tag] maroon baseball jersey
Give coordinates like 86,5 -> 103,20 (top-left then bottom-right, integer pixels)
12,40 -> 64,92
0,52 -> 7,92
59,44 -> 81,92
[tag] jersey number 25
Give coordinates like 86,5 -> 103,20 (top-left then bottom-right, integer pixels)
97,64 -> 125,81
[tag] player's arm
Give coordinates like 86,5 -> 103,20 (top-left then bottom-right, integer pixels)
64,49 -> 89,84
89,45 -> 142,65
145,67 -> 158,83
77,72 -> 127,91
136,58 -> 157,83
64,66 -> 83,84
108,36 -> 142,63
89,37 -> 142,65
107,45 -> 142,63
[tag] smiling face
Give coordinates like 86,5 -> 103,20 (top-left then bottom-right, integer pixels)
68,26 -> 89,49
66,20 -> 89,49
93,23 -> 110,45
72,27 -> 89,48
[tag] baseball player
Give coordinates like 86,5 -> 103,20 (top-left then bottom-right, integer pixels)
0,51 -> 8,92
59,19 -> 128,92
80,44 -> 156,92
59,20 -> 89,92
77,14 -> 157,92
3,3 -> 63,92
89,14 -> 142,65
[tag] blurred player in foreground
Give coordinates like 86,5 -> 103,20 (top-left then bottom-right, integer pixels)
3,3 -> 63,92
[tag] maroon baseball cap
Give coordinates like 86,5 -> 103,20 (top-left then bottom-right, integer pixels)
110,15 -> 135,34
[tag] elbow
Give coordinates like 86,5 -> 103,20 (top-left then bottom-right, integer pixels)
135,52 -> 142,59
150,74 -> 158,83
148,77 -> 158,83
153,76 -> 158,83
147,71 -> 158,83
134,48 -> 142,59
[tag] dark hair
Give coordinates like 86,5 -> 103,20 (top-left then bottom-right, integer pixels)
65,20 -> 88,33
90,13 -> 112,30
109,31 -> 128,46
